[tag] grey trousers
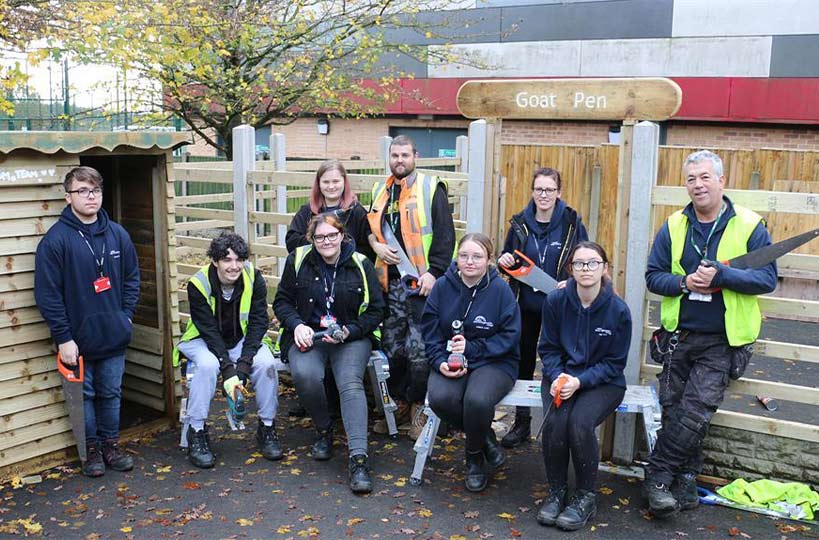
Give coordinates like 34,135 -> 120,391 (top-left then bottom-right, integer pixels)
178,337 -> 279,430
288,338 -> 371,455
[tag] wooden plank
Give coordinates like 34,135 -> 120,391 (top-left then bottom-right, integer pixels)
131,324 -> 162,355
0,164 -> 64,186
175,206 -> 234,220
457,78 -> 682,121
645,292 -> 819,321
0,200 -> 64,219
711,409 -> 819,443
127,348 -> 163,370
0,446 -> 75,485
0,183 -> 65,202
0,354 -> 54,381
0,431 -> 75,469
0,306 -> 43,330
0,271 -> 34,293
0,322 -> 51,349
174,220 -> 234,232
175,193 -> 233,205
172,167 -> 234,184
0,235 -> 41,256
652,186 -> 819,216
0,416 -> 71,451
250,211 -> 293,226
177,235 -> 215,251
0,369 -> 62,400
416,158 -> 463,168
0,253 -> 36,275
0,340 -> 53,364
0,289 -> 37,310
125,361 -> 163,384
173,161 -> 232,170
0,216 -> 59,238
249,242 -> 288,258
0,387 -> 63,416
0,402 -> 66,433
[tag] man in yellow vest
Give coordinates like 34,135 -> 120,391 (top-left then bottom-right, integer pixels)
642,151 -> 777,518
174,233 -> 281,468
368,135 -> 455,439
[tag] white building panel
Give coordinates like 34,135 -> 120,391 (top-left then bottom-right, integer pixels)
428,41 -> 582,78
672,0 -> 819,37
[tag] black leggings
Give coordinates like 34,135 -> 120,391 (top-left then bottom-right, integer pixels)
541,381 -> 625,491
428,365 -> 515,453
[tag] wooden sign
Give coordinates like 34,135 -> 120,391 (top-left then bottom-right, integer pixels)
457,78 -> 682,121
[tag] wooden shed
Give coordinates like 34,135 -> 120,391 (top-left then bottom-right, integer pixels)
0,131 -> 190,481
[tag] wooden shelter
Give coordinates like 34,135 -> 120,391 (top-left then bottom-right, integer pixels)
0,131 -> 190,481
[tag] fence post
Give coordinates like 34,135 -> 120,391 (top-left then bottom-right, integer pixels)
588,165 -> 602,242
612,120 -> 659,465
379,136 -> 393,175
466,120 -> 487,234
456,134 -> 469,221
271,133 -> 288,275
232,124 -> 255,240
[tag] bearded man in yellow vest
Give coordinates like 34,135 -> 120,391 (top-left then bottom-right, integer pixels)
174,233 -> 281,468
642,151 -> 777,518
367,135 -> 455,440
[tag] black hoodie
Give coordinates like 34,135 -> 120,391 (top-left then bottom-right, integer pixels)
35,206 -> 140,361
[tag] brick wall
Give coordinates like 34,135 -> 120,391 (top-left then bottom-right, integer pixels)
665,123 -> 819,151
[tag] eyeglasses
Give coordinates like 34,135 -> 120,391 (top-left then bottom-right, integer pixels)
67,187 -> 102,198
313,232 -> 341,244
457,253 -> 486,263
532,187 -> 558,197
571,260 -> 604,271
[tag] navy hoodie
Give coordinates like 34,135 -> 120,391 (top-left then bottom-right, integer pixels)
35,206 -> 140,361
538,278 -> 631,389
421,261 -> 521,380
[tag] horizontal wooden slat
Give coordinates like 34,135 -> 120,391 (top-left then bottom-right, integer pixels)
0,322 -> 51,349
0,402 -> 66,433
0,235 -> 41,256
174,219 -> 233,232
177,235 -> 215,251
0,354 -> 53,382
0,253 -> 36,275
645,292 -> 819,321
175,193 -> 233,205
0,289 -> 37,310
0,387 -> 62,417
124,361 -> 163,383
127,348 -> 163,371
711,409 -> 819,443
249,242 -> 288,258
0,340 -> 53,365
0,430 -> 75,469
0,271 -> 34,293
250,211 -> 292,226
0,200 -> 64,219
653,186 -> 819,215
0,216 -> 58,238
0,369 -> 62,400
175,206 -> 234,220
777,253 -> 819,274
0,416 -> 71,451
0,184 -> 65,202
173,167 -> 233,184
131,324 -> 162,355
0,306 -> 43,329
122,388 -> 165,411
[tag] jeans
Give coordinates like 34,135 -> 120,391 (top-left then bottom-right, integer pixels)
541,381 -> 625,491
428,365 -> 514,453
289,338 -> 371,455
83,354 -> 125,444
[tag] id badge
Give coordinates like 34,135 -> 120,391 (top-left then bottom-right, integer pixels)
689,291 -> 712,303
446,340 -> 454,353
93,276 -> 112,294
320,314 -> 337,328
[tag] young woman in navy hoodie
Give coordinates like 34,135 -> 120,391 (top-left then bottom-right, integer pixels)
497,168 -> 588,447
536,241 -> 631,531
421,233 -> 521,492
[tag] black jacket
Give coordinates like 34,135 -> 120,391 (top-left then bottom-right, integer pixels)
286,202 -> 375,261
273,241 -> 385,360
187,265 -> 270,379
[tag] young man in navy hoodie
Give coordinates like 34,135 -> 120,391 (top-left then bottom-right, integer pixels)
35,166 -> 140,478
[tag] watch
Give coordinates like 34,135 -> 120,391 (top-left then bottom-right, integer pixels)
680,275 -> 690,295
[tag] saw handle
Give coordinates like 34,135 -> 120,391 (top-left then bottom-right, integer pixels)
501,249 -> 536,278
553,374 -> 568,408
57,353 -> 84,383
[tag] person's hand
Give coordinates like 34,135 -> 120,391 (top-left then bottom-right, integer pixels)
321,325 -> 350,344
549,374 -> 580,401
439,362 -> 467,378
372,241 -> 400,265
556,279 -> 567,289
294,324 -> 314,350
688,265 -> 718,294
418,272 -> 436,296
58,340 -> 79,366
498,252 -> 515,268
448,334 -> 466,354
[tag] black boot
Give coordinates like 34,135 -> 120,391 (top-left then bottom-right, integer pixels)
256,421 -> 283,461
672,473 -> 699,511
536,485 -> 567,526
311,428 -> 333,461
643,479 -> 679,518
556,489 -> 597,531
102,439 -> 134,472
348,453 -> 373,494
464,450 -> 488,492
482,431 -> 506,468
82,442 -> 105,478
501,409 -> 531,448
186,425 -> 215,469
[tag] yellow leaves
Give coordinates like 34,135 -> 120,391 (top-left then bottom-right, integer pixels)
290,468 -> 302,475
245,457 -> 257,465
10,476 -> 23,489
418,508 -> 433,518
277,525 -> 292,534
598,486 -> 613,495
236,518 -> 254,526
497,512 -> 516,521
297,526 -> 320,537
394,477 -> 407,487
120,526 -> 133,532
346,517 -> 364,526
155,465 -> 171,473
449,536 -> 467,540
618,497 -> 630,506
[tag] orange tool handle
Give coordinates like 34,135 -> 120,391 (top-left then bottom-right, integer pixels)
57,353 -> 84,383
553,375 -> 568,408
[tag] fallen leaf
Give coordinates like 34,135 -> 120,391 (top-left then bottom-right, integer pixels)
236,518 -> 254,526
497,512 -> 516,521
346,518 -> 364,526
418,508 -> 433,518
598,486 -> 613,495
245,457 -> 256,465
155,466 -> 171,473
184,482 -> 202,490
449,535 -> 466,540
120,526 -> 132,532
464,511 -> 479,519
277,525 -> 292,533
290,468 -> 301,476
728,527 -> 740,537
10,476 -> 23,489
618,497 -> 630,506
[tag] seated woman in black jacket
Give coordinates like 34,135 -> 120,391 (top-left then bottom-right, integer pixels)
273,214 -> 385,494
421,233 -> 521,493
536,241 -> 632,531
285,159 -> 374,260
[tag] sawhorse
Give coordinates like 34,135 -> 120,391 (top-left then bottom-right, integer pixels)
409,380 -> 661,486
179,350 -> 399,447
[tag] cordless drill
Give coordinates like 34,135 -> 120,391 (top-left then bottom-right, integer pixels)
446,320 -> 467,370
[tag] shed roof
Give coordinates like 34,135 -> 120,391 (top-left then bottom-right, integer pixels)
0,131 -> 192,154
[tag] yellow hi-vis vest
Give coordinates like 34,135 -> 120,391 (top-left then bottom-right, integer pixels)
661,204 -> 764,346
173,261 -> 273,367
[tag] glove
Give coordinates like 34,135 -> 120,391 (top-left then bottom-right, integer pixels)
237,370 -> 250,386
236,356 -> 252,385
223,375 -> 243,398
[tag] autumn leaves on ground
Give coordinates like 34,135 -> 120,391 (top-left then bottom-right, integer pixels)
0,391 -> 813,539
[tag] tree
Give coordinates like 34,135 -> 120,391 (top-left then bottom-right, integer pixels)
45,0 -> 472,157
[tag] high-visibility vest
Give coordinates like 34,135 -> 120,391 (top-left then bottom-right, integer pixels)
173,261 -> 273,366
367,172 -> 446,291
661,204 -> 764,346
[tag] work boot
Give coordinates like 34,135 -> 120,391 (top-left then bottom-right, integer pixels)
186,425 -> 215,469
82,443 -> 105,478
501,409 -> 531,448
256,421 -> 283,461
536,485 -> 567,526
643,479 -> 680,518
348,453 -> 373,494
556,489 -> 597,531
482,431 -> 506,468
408,401 -> 427,441
373,400 -> 410,435
464,450 -> 488,492
102,439 -> 134,472
311,428 -> 333,461
672,472 -> 700,511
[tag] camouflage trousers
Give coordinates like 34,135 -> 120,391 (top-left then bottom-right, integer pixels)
381,278 -> 429,403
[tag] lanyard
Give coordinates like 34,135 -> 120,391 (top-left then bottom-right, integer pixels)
532,232 -> 550,267
78,230 -> 105,277
689,202 -> 726,260
459,279 -> 479,323
323,263 -> 338,314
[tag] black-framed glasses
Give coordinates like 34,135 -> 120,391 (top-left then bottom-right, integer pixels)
67,187 -> 102,198
571,260 -> 603,271
532,187 -> 558,197
313,232 -> 341,244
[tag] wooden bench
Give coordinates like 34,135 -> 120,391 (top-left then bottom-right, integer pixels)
409,381 -> 661,485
